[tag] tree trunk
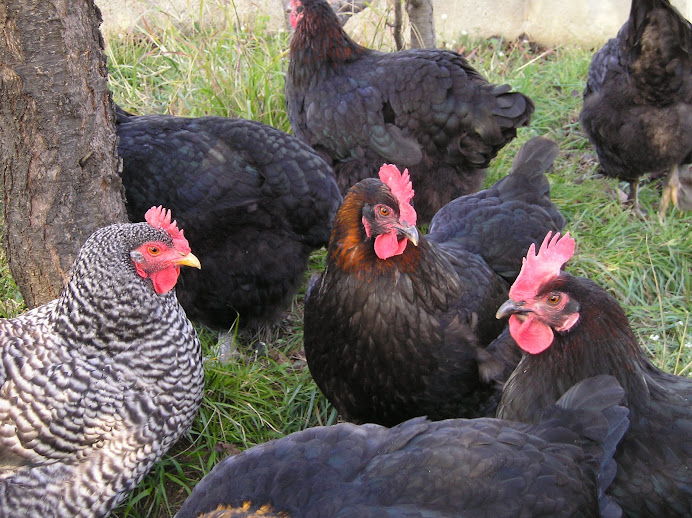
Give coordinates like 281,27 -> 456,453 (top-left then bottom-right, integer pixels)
0,0 -> 126,308
407,0 -> 436,48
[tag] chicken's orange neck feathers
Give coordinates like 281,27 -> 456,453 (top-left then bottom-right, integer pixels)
328,186 -> 421,279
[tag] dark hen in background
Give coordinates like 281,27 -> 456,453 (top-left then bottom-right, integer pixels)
496,232 -> 692,517
117,106 -> 342,331
0,207 -> 203,517
304,137 -> 565,427
176,375 -> 628,518
285,0 -> 534,223
580,0 -> 692,217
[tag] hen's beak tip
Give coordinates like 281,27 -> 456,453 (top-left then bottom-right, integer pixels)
401,224 -> 419,246
496,299 -> 521,320
176,252 -> 202,269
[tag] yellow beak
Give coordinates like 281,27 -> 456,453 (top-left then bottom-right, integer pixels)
174,252 -> 201,269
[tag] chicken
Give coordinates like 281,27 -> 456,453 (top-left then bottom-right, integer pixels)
116,106 -> 342,330
0,207 -> 204,517
303,136 -> 565,427
661,162 -> 692,211
496,231 -> 692,517
176,375 -> 629,518
580,0 -> 692,218
285,0 -> 534,223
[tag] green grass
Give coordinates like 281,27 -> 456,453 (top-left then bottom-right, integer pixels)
106,7 -> 289,127
1,2 -> 690,516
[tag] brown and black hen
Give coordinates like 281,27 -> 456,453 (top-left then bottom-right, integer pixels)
116,106 -> 342,331
0,207 -> 203,517
303,136 -> 565,427
580,0 -> 692,217
285,0 -> 534,223
496,232 -> 692,517
176,375 -> 629,518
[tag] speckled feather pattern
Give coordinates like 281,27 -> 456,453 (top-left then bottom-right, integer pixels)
117,109 -> 341,330
0,223 -> 204,517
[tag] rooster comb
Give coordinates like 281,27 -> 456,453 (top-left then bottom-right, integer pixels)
378,164 -> 417,226
144,206 -> 191,252
509,231 -> 575,300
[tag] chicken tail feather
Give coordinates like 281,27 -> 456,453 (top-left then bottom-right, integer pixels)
539,375 -> 630,518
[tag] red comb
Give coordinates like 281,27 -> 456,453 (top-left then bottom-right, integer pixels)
509,231 -> 575,300
144,206 -> 191,253
378,164 -> 417,226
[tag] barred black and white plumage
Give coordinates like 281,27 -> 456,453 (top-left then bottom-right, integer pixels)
0,211 -> 204,517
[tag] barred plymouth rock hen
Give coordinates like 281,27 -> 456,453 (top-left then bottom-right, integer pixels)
285,0 -> 534,223
117,106 -> 341,330
580,0 -> 692,217
176,375 -> 629,518
303,136 -> 565,426
0,207 -> 204,518
496,232 -> 692,517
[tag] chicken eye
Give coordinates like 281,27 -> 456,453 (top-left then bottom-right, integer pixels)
379,206 -> 390,217
148,245 -> 161,256
548,294 -> 561,305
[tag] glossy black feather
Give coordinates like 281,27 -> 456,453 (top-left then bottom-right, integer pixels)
285,0 -> 534,223
304,137 -> 565,426
428,136 -> 564,282
116,107 -> 342,330
176,375 -> 628,518
498,273 -> 692,517
580,0 -> 692,205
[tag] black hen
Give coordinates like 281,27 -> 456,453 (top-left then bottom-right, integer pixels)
285,0 -> 534,223
496,232 -> 692,517
580,0 -> 692,217
116,107 -> 342,330
303,136 -> 565,426
176,375 -> 629,518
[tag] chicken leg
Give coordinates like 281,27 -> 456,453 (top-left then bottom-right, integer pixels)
659,163 -> 692,221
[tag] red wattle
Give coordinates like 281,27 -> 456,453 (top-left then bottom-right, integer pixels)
374,231 -> 408,260
508,313 -> 554,354
150,267 -> 180,294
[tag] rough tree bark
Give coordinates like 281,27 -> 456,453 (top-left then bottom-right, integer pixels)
0,0 -> 127,308
407,0 -> 436,48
